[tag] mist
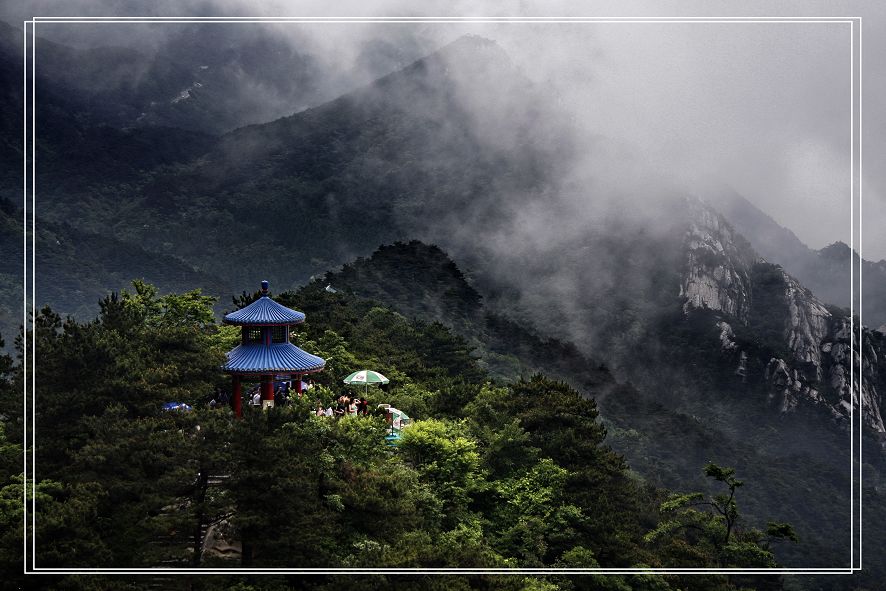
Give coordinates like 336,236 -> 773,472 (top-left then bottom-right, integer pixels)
7,0 -> 884,262
6,1 -> 886,346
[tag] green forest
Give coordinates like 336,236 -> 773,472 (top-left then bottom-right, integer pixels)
1,279 -> 801,591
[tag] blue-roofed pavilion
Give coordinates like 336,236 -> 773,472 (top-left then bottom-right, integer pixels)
223,281 -> 325,416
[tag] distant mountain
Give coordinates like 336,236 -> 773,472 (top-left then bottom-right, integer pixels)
14,34 -> 565,292
6,28 -> 883,434
0,32 -> 557,344
706,188 -> 886,327
0,21 -> 435,136
677,199 -> 885,432
7,24 -> 882,429
0,198 -> 229,343
0,21 -> 219,189
469,194 -> 886,435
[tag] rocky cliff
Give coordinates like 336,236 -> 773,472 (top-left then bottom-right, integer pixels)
682,198 -> 886,434
679,198 -> 755,322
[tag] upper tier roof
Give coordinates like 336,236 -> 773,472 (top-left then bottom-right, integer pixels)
223,281 -> 306,326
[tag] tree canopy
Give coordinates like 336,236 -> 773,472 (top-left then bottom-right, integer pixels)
0,281 -> 797,590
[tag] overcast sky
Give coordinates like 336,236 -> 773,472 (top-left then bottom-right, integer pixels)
6,0 -> 884,260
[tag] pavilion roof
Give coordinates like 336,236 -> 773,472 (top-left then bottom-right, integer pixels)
222,342 -> 325,374
223,288 -> 306,326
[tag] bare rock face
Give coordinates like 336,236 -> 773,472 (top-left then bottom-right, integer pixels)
716,321 -> 749,381
680,199 -> 753,323
680,199 -> 885,433
764,357 -> 826,415
820,318 -> 886,432
782,271 -> 831,372
773,287 -> 884,432
717,321 -> 738,351
757,284 -> 884,432
202,519 -> 241,561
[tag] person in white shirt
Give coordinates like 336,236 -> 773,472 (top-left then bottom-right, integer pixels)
252,392 -> 261,406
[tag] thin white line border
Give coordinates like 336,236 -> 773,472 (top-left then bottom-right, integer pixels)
21,14 -> 864,577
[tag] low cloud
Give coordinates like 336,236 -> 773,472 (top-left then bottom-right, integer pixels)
5,0 -> 884,261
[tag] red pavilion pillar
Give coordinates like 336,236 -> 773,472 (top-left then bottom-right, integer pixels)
294,374 -> 303,397
232,375 -> 242,418
261,375 -> 274,405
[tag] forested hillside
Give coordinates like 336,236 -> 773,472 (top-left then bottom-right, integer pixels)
0,33 -> 568,330
311,241 -> 886,588
2,276 -> 798,590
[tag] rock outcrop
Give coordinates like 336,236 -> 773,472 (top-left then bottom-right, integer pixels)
680,199 -> 754,322
782,272 -> 832,371
820,318 -> 885,432
681,199 -> 886,433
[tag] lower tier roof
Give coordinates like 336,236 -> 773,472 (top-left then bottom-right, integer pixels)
222,342 -> 326,374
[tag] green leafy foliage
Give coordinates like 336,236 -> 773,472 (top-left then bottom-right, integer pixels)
0,278 -> 802,591
644,463 -> 798,590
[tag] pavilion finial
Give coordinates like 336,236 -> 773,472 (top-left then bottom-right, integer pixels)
261,280 -> 269,295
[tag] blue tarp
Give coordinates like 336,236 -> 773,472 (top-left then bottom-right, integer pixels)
162,402 -> 193,412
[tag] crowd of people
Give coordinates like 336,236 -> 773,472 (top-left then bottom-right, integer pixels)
315,394 -> 371,418
210,384 -> 376,418
206,379 -> 316,410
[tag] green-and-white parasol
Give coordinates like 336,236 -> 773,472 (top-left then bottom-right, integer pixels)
343,370 -> 390,386
343,370 -> 390,398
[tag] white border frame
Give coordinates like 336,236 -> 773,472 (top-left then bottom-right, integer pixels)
21,15 -> 864,576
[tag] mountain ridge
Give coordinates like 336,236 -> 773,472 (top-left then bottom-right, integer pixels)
705,189 -> 886,327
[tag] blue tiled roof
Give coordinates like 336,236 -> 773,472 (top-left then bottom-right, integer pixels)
224,296 -> 306,326
222,342 -> 326,374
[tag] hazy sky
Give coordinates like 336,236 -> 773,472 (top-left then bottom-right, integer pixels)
6,0 -> 885,260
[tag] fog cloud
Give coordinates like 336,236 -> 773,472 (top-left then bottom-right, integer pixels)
5,0 -> 884,261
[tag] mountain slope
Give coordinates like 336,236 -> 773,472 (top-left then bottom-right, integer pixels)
0,199 -> 229,342
302,240 -> 886,580
0,20 -> 325,135
1,20 -> 439,136
9,25 -> 882,437
14,34 -> 569,302
677,199 -> 885,433
9,27 -> 883,436
318,240 -> 615,389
